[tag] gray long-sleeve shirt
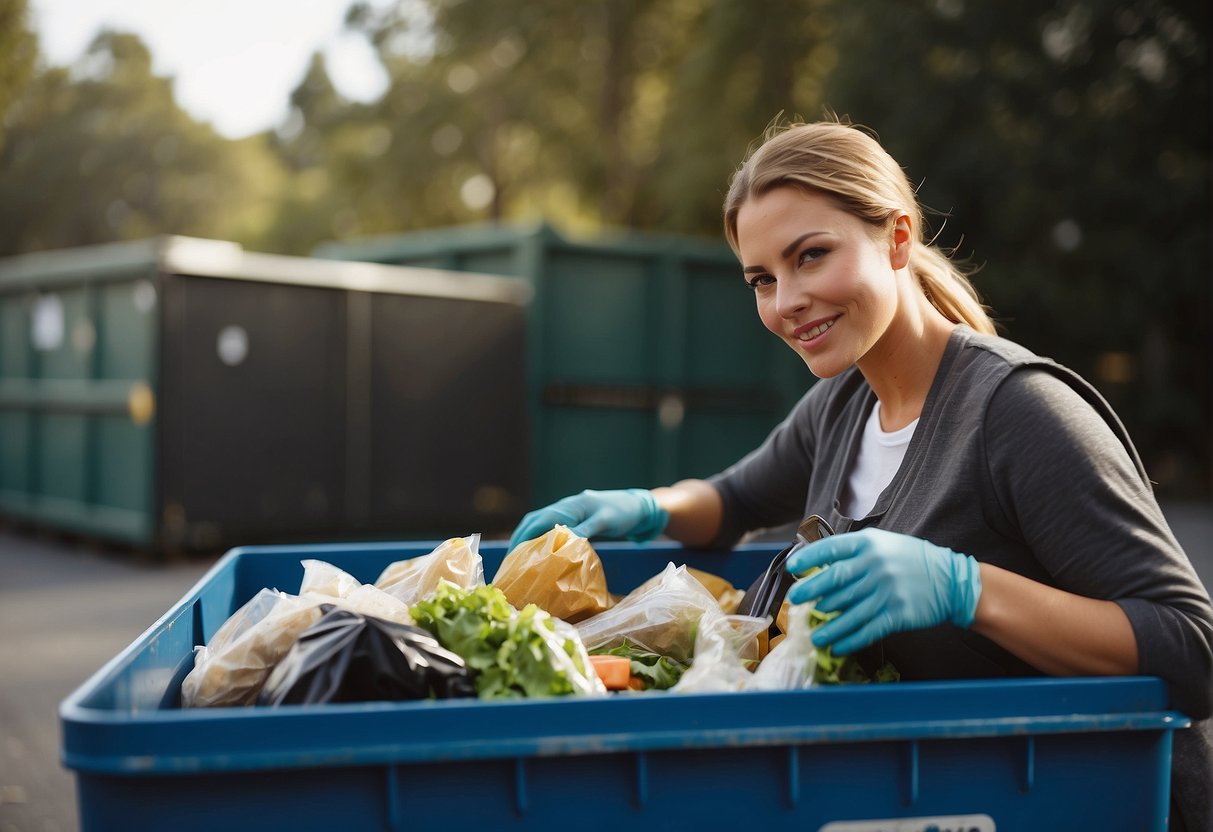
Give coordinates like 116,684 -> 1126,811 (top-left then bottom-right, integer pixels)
709,325 -> 1213,830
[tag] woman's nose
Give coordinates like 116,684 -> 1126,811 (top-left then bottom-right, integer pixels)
774,275 -> 808,319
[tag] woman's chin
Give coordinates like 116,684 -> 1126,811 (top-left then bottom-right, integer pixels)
796,351 -> 850,380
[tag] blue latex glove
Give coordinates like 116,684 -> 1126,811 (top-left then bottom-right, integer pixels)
508,489 -> 669,552
785,527 -> 982,656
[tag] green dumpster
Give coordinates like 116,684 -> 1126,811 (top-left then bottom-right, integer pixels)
315,223 -> 812,505
0,236 -> 531,553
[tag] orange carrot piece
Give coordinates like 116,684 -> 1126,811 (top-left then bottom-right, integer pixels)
589,655 -> 631,690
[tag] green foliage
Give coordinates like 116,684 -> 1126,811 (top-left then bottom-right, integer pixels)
819,0 -> 1210,494
791,569 -> 899,685
0,30 -> 285,255
332,0 -> 833,237
0,0 -> 38,156
0,0 -> 1206,493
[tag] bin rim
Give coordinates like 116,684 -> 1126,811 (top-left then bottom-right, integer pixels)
60,675 -> 1190,776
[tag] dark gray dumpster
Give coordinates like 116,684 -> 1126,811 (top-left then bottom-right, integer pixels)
0,236 -> 531,553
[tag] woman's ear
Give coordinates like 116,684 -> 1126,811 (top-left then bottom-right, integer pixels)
890,214 -> 912,270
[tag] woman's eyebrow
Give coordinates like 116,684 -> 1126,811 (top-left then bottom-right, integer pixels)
743,231 -> 829,274
780,231 -> 827,259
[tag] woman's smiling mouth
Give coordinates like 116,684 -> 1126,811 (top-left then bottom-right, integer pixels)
794,315 -> 840,343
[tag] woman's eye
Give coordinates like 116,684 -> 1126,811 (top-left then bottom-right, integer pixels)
798,247 -> 828,266
746,273 -> 775,290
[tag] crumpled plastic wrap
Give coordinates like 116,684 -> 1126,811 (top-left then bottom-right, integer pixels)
183,559 -> 416,708
375,535 -> 485,606
672,602 -> 817,693
576,562 -> 725,662
181,589 -> 325,708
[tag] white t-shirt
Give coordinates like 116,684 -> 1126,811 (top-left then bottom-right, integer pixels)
842,400 -> 918,518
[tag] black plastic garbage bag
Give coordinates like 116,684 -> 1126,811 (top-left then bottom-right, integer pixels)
257,606 -> 477,705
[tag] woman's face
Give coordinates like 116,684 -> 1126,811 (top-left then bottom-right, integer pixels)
734,186 -> 905,379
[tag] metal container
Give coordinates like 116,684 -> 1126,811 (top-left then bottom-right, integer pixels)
0,236 -> 531,552
315,224 -> 812,504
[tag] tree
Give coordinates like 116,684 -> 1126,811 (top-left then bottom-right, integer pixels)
819,0 -> 1211,494
0,0 -> 38,155
0,30 -> 286,255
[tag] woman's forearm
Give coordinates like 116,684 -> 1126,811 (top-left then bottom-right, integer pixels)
971,563 -> 1139,676
651,479 -> 723,547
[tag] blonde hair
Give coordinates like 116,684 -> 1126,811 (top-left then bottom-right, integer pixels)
723,121 -> 995,336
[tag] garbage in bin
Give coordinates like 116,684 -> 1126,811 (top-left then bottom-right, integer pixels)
576,562 -> 744,663
183,557 -> 419,707
181,588 -> 326,708
492,525 -> 611,623
670,612 -> 780,693
60,539 -> 1191,832
409,582 -> 606,699
257,607 -> 476,705
375,534 -> 485,605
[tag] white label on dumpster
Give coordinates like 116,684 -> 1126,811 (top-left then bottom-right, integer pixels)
819,815 -> 994,832
216,325 -> 249,366
31,294 -> 64,351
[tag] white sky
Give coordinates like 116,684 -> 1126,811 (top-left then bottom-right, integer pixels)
27,0 -> 395,139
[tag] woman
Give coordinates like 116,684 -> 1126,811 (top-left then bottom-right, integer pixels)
509,121 -> 1212,830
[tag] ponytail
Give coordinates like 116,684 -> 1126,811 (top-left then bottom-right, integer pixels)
911,244 -> 996,335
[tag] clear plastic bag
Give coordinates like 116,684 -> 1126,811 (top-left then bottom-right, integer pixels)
183,559 -> 419,708
375,535 -> 485,606
746,602 -> 818,691
181,589 -> 324,708
299,559 -> 414,626
299,559 -> 361,599
669,612 -> 772,693
575,563 -> 723,662
537,615 -> 607,698
685,568 -> 745,615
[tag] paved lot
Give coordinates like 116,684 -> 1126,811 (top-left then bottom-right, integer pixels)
0,532 -> 216,832
1,503 -> 1211,832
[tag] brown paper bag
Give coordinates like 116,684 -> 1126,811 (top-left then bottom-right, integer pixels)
757,598 -> 795,660
492,525 -> 612,623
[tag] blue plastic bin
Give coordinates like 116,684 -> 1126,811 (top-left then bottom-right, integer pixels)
60,540 -> 1189,831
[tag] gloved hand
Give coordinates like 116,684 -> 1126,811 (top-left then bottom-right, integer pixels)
785,527 -> 982,656
508,489 -> 669,552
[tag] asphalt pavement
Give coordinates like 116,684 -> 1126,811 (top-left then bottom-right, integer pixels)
1,502 -> 1211,832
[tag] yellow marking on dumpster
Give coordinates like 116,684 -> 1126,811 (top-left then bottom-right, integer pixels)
128,381 -> 155,425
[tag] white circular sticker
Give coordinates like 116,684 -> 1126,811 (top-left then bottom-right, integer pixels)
216,325 -> 249,367
132,280 -> 157,313
31,294 -> 64,351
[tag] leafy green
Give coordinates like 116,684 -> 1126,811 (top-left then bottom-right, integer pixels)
798,571 -> 899,686
409,583 -> 591,699
595,640 -> 687,690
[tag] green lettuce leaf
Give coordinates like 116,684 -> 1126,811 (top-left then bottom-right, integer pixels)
798,571 -> 899,686
409,582 -> 587,699
595,639 -> 687,690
